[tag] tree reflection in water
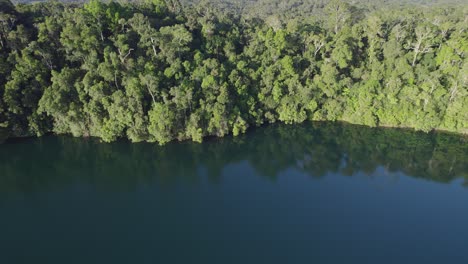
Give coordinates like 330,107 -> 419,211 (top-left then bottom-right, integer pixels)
0,122 -> 466,195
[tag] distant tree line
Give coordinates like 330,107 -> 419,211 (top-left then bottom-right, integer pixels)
0,0 -> 467,144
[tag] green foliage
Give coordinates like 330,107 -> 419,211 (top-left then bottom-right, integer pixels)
148,102 -> 177,145
1,0 -> 467,143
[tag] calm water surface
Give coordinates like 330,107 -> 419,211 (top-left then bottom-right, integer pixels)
0,122 -> 467,263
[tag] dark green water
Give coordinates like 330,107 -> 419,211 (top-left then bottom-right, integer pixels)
0,122 -> 467,264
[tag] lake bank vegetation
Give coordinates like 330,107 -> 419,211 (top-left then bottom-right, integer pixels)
0,0 -> 467,144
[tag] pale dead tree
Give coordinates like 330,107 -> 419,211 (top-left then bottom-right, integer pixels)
391,23 -> 408,43
147,34 -> 158,57
421,77 -> 439,110
143,27 -> 158,57
428,78 -> 437,95
407,25 -> 435,67
265,15 -> 283,32
114,71 -> 119,90
118,48 -> 134,64
325,0 -> 351,35
27,41 -> 55,69
449,83 -> 458,102
145,32 -> 158,57
432,17 -> 441,27
127,14 -> 157,57
94,16 -> 105,42
118,18 -> 129,34
367,15 -> 384,38
431,16 -> 452,49
461,64 -> 468,86
439,22 -> 452,42
145,27 -> 158,57
140,74 -> 158,104
36,49 -> 54,70
305,33 -> 326,58
150,37 -> 157,57
313,38 -> 325,57
169,86 -> 193,122
449,64 -> 468,102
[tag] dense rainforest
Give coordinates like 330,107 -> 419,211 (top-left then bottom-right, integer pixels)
0,0 -> 467,144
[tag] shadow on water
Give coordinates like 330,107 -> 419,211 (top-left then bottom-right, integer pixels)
0,128 -> 7,144
0,122 -> 467,195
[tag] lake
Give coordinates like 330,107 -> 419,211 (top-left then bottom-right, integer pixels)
0,122 -> 467,263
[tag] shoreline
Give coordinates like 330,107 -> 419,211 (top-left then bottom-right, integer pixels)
2,120 -> 467,145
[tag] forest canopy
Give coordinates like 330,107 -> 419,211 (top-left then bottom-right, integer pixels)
0,0 -> 467,144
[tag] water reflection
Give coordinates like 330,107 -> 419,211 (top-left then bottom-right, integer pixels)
0,122 -> 466,195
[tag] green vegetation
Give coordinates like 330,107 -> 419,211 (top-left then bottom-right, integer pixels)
0,0 -> 467,144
